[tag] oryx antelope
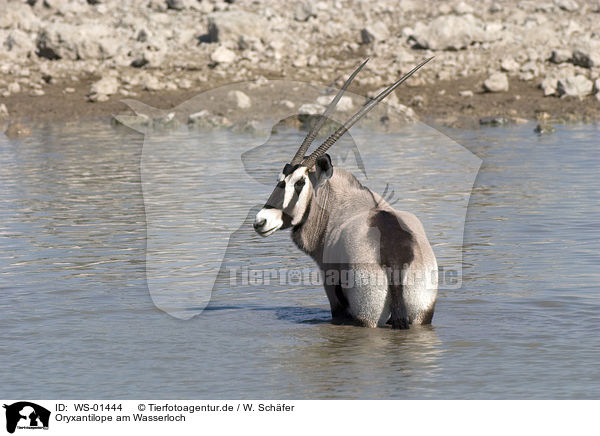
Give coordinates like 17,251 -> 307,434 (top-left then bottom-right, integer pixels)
253,58 -> 438,329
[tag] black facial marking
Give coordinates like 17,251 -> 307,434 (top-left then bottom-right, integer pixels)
283,163 -> 300,176
264,181 -> 285,209
294,178 -> 305,194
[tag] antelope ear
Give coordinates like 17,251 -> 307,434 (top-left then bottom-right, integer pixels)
315,154 -> 333,180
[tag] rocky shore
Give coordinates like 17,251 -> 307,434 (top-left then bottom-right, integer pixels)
1,0 -> 600,133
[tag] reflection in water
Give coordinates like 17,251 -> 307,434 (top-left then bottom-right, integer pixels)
282,324 -> 443,399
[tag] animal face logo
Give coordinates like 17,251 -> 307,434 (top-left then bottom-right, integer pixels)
115,78 -> 481,320
3,402 -> 50,434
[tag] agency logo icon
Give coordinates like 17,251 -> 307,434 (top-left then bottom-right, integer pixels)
3,402 -> 50,434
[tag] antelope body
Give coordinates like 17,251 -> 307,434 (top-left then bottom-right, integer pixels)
253,59 -> 438,328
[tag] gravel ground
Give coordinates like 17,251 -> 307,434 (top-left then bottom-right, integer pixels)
1,0 -> 599,132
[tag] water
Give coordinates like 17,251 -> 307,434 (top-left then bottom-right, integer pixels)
1,120 -> 598,399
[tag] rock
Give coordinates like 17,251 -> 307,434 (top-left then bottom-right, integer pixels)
88,92 -> 109,102
152,112 -> 179,130
35,27 -> 63,60
142,74 -> 164,91
480,116 -> 510,126
7,82 -> 21,94
229,90 -> 251,109
132,50 -> 165,68
17,67 -> 30,77
36,23 -> 121,60
188,110 -> 232,129
571,49 -> 600,69
278,100 -> 295,109
316,95 -> 354,112
166,0 -> 183,10
536,112 -> 551,122
540,77 -> 558,96
113,112 -> 150,130
0,103 -> 9,119
519,71 -> 535,81
555,0 -> 578,11
557,75 -> 593,97
56,1 -> 88,16
489,2 -> 503,13
411,14 -> 489,50
292,55 -> 308,68
453,1 -> 474,14
207,11 -> 271,44
298,103 -> 326,115
549,49 -> 571,64
594,78 -> 600,94
389,103 -> 416,120
520,61 -> 539,75
42,0 -> 69,10
0,2 -> 39,32
524,23 -> 558,47
483,72 -> 509,92
211,46 -> 236,64
500,57 -> 520,72
188,110 -> 209,123
511,117 -> 529,124
459,90 -> 474,97
367,87 -> 416,119
231,119 -> 262,135
3,29 -> 37,58
90,75 -> 119,96
197,0 -> 213,13
437,70 -> 452,81
5,122 -> 31,138
136,28 -> 149,43
360,22 -> 390,44
238,35 -> 264,51
131,55 -> 149,68
397,0 -> 420,12
410,95 -> 425,107
534,123 -> 556,135
294,2 -> 315,21
178,78 -> 192,89
267,40 -> 285,60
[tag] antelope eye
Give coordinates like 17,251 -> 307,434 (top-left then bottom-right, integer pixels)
294,178 -> 305,193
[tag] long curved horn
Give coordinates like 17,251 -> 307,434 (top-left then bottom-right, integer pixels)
290,58 -> 369,165
302,57 -> 434,169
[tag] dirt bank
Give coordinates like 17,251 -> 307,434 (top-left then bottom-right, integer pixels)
1,0 -> 599,130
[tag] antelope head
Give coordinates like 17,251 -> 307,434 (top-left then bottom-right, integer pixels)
253,57 -> 432,237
